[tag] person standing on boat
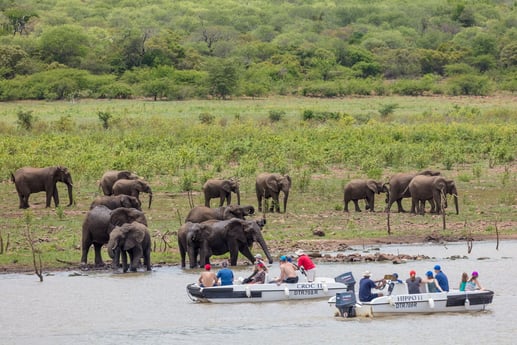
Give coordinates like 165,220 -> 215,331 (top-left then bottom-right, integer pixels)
199,264 -> 218,287
217,261 -> 234,286
406,270 -> 423,294
359,271 -> 385,302
275,255 -> 298,284
422,271 -> 443,293
465,271 -> 484,291
295,249 -> 316,282
433,265 -> 449,292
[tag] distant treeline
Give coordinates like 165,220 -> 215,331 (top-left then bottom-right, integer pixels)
1,0 -> 516,100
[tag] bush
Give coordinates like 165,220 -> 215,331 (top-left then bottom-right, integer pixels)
268,110 -> 285,122
446,74 -> 492,96
16,110 -> 36,130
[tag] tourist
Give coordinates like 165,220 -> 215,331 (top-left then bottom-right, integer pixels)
422,271 -> 443,293
248,262 -> 266,284
216,261 -> 234,286
275,255 -> 299,284
433,265 -> 449,291
466,271 -> 484,291
198,264 -> 217,287
359,271 -> 385,302
459,272 -> 468,291
295,249 -> 316,282
406,270 -> 422,294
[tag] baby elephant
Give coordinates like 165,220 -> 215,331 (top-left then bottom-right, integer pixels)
344,179 -> 388,212
107,222 -> 151,273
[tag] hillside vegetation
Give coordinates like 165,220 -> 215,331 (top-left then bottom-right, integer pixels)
1,0 -> 517,100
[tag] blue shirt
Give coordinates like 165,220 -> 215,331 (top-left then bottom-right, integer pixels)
359,277 -> 378,302
217,268 -> 234,286
435,271 -> 449,292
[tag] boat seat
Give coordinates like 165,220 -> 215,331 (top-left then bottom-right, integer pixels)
388,281 -> 409,295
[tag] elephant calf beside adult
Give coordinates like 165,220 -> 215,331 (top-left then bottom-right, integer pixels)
408,175 -> 458,215
81,206 -> 148,267
112,179 -> 153,209
99,170 -> 140,196
255,173 -> 291,213
107,222 -> 152,273
11,166 -> 74,209
203,178 -> 240,207
185,205 -> 255,223
343,179 -> 388,212
385,170 -> 442,213
178,218 -> 273,268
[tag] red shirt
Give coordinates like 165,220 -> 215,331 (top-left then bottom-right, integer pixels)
297,254 -> 315,270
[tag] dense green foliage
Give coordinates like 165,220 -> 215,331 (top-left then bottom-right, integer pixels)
1,0 -> 517,100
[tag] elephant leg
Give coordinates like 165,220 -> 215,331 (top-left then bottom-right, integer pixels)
229,246 -> 240,266
353,200 -> 361,212
344,199 -> 350,212
130,247 -> 143,272
396,199 -> 406,213
410,197 -> 417,214
80,241 -> 91,265
219,195 -> 225,207
122,251 -> 129,272
179,246 -> 186,268
239,246 -> 255,265
93,243 -> 105,266
52,188 -> 60,207
368,196 -> 375,212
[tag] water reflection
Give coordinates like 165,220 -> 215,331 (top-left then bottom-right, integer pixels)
1,240 -> 515,345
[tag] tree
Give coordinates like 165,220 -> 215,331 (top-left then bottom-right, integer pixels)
0,45 -> 28,78
206,58 -> 239,99
4,8 -> 38,35
39,25 -> 89,67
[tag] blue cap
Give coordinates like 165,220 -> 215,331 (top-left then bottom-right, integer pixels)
426,271 -> 433,277
280,255 -> 287,261
393,273 -> 398,278
434,265 -> 441,271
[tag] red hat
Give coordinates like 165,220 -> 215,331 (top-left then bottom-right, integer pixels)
204,264 -> 211,271
410,270 -> 416,276
257,262 -> 265,268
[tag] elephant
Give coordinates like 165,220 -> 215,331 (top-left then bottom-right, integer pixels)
385,170 -> 442,212
343,179 -> 388,212
89,195 -> 142,210
112,179 -> 153,209
407,175 -> 459,215
255,173 -> 291,213
185,205 -> 255,223
178,218 -> 273,268
107,222 -> 151,273
81,206 -> 148,266
203,178 -> 240,207
99,170 -> 140,196
11,166 -> 73,209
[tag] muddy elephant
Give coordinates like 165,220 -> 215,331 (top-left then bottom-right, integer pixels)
107,222 -> 151,273
185,205 -> 255,223
113,179 -> 152,209
408,175 -> 459,215
344,179 -> 388,212
255,173 -> 291,213
89,195 -> 142,210
11,166 -> 73,209
385,170 -> 442,212
99,170 -> 140,196
203,178 -> 240,207
81,206 -> 148,266
178,218 -> 273,268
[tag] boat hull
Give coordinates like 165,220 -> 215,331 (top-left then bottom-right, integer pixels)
187,277 -> 348,303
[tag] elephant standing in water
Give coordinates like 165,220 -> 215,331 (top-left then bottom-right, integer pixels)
185,205 -> 255,223
81,206 -> 147,266
385,170 -> 441,212
343,179 -> 388,212
178,218 -> 273,268
203,178 -> 240,207
99,170 -> 140,196
113,179 -> 153,209
255,173 -> 291,213
408,175 -> 458,215
107,222 -> 151,273
11,166 -> 73,209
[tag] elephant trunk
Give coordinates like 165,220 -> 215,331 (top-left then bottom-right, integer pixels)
66,183 -> 74,206
236,190 -> 241,205
148,192 -> 153,209
453,194 -> 459,215
256,231 -> 273,265
283,191 -> 289,213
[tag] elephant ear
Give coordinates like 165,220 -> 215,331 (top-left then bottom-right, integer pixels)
265,175 -> 280,193
122,223 -> 146,250
366,180 -> 378,193
221,180 -> 232,193
120,195 -> 131,208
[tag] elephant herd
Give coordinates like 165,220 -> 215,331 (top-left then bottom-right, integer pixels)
344,170 -> 459,215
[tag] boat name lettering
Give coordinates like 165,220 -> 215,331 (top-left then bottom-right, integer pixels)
395,302 -> 418,309
396,295 -> 423,302
296,283 -> 322,289
293,289 -> 319,296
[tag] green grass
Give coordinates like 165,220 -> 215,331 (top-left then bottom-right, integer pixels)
0,96 -> 515,272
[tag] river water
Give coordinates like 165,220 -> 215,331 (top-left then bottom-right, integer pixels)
1,240 -> 515,345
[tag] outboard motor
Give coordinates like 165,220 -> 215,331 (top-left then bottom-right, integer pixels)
335,291 -> 357,318
334,271 -> 356,293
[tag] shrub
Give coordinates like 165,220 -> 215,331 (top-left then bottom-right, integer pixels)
199,113 -> 215,124
98,111 -> 112,129
16,110 -> 36,130
268,110 -> 285,122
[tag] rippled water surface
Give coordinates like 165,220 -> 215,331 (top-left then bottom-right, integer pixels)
1,240 -> 515,345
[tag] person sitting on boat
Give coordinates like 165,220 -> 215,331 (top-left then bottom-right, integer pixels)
199,264 -> 218,287
465,271 -> 484,291
459,272 -> 469,291
433,265 -> 449,292
242,254 -> 269,284
387,272 -> 403,295
359,271 -> 385,302
406,270 -> 423,294
422,271 -> 443,293
295,249 -> 316,283
275,255 -> 299,284
248,262 -> 266,284
216,261 -> 234,286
